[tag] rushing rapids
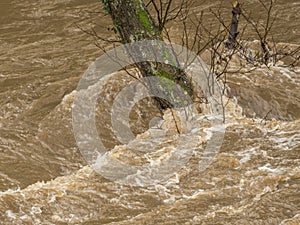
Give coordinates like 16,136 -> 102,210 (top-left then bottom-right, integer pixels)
0,0 -> 299,224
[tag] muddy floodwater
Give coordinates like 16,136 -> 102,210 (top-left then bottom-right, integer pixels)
0,0 -> 299,224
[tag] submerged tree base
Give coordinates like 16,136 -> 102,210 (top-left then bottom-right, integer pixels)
100,0 -> 194,110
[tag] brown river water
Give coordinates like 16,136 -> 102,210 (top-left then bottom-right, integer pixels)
0,0 -> 299,224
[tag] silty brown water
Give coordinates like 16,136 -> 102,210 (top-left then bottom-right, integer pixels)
0,0 -> 299,224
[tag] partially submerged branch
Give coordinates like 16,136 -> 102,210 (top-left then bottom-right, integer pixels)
225,1 -> 241,49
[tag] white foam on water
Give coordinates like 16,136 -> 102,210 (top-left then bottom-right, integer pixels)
237,147 -> 260,163
278,67 -> 294,79
6,210 -> 17,219
62,89 -> 77,105
48,194 -> 56,203
268,135 -> 299,151
30,204 -> 42,215
279,214 -> 300,225
92,107 -> 210,186
0,187 -> 21,196
182,189 -> 205,200
258,163 -> 283,174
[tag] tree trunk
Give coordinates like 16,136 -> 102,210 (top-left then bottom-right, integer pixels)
101,0 -> 193,109
225,1 -> 241,49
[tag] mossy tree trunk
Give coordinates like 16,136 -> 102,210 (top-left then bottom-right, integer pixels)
102,0 -> 161,42
101,0 -> 193,109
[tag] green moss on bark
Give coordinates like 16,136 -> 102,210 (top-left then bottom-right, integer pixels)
136,9 -> 155,35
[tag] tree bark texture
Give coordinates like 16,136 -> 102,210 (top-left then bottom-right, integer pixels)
101,0 -> 193,109
226,1 -> 241,49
